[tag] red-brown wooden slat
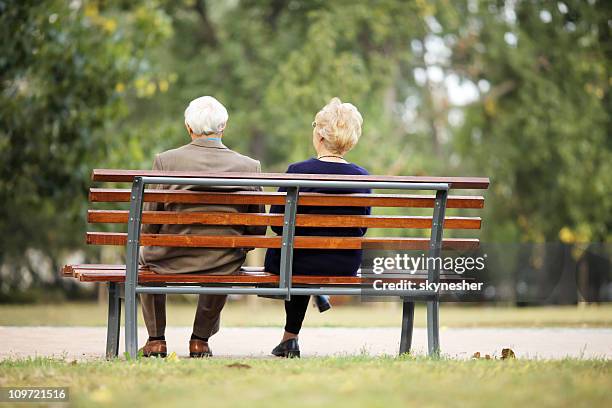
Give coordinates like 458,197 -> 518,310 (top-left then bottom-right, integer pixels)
64,264 -> 264,273
62,265 -> 74,276
65,264 -> 329,276
92,169 -> 490,189
67,266 -> 466,285
86,232 -> 479,250
72,269 -> 280,283
89,188 -> 485,209
87,210 -> 482,229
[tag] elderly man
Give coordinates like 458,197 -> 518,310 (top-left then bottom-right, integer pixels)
139,96 -> 265,358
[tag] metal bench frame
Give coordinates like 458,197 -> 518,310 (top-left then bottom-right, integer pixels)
113,176 -> 449,359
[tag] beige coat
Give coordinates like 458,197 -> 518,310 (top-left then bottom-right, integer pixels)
139,137 -> 266,275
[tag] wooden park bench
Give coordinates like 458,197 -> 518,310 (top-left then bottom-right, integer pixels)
62,169 -> 488,358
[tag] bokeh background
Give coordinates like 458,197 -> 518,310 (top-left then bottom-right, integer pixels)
0,0 -> 610,304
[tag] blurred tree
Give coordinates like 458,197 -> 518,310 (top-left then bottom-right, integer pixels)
0,0 -> 171,299
115,0 -> 435,173
443,0 -> 611,243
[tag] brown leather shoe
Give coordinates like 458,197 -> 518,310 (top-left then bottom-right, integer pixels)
139,340 -> 167,358
189,339 -> 212,358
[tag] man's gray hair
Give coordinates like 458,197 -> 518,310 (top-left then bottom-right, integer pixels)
184,96 -> 228,135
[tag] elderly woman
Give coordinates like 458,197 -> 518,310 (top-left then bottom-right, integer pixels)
264,98 -> 371,358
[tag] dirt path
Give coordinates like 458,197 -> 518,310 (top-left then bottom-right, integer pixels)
1,326 -> 611,360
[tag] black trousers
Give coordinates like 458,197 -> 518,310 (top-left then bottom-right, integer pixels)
284,295 -> 310,335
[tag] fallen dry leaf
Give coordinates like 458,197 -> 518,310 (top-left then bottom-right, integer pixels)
166,352 -> 180,362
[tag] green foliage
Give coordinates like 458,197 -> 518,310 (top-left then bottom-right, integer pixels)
446,0 -> 611,242
112,0 -> 433,171
0,0 -> 170,287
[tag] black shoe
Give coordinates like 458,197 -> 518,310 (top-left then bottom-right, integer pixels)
314,295 -> 332,313
272,338 -> 300,358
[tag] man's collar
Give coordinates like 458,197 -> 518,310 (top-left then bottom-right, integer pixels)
190,136 -> 228,149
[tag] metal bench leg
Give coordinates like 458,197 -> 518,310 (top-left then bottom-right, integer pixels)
426,188 -> 447,357
399,300 -> 415,355
124,285 -> 138,358
125,177 -> 144,359
427,297 -> 440,356
105,282 -> 121,359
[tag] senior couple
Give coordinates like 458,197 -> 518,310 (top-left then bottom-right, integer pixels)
139,96 -> 370,358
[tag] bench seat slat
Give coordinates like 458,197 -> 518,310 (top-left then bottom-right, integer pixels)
88,210 -> 482,229
92,169 -> 490,189
75,270 -> 283,283
86,232 -> 479,250
65,265 -> 468,285
89,189 -> 485,209
63,264 -> 267,274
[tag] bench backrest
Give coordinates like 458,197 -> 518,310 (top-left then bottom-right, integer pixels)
87,169 -> 488,252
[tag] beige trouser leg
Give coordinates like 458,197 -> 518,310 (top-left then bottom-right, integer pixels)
141,293 -> 227,338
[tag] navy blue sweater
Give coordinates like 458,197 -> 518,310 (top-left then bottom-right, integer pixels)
264,158 -> 371,276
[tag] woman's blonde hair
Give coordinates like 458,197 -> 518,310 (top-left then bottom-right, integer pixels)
314,97 -> 363,155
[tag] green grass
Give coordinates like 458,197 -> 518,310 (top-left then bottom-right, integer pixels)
0,357 -> 610,407
1,301 -> 611,328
